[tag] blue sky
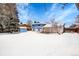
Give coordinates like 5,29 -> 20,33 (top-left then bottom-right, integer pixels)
16,3 -> 79,27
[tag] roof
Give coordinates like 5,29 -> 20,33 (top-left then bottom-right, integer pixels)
43,24 -> 52,27
20,24 -> 31,27
32,23 -> 46,26
32,23 -> 46,25
75,23 -> 79,25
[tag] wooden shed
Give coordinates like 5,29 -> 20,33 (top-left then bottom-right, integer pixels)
42,23 -> 64,34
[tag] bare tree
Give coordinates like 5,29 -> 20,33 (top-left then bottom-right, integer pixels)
50,18 -> 55,24
75,15 -> 79,23
27,20 -> 32,26
50,18 -> 58,26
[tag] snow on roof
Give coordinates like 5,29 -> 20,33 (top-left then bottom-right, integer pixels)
75,23 -> 79,25
43,24 -> 52,27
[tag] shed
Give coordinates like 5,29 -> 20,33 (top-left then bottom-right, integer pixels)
42,23 -> 64,34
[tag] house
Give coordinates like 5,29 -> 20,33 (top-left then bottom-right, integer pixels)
32,23 -> 46,32
65,23 -> 79,33
20,24 -> 32,31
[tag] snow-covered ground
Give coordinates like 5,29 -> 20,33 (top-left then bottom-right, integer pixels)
0,31 -> 79,56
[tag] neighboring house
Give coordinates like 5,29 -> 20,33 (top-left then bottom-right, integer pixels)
0,3 -> 19,33
65,15 -> 79,33
20,24 -> 32,31
32,23 -> 46,32
65,23 -> 79,33
42,23 -> 64,34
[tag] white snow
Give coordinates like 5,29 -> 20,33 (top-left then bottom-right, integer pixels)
0,31 -> 79,56
43,24 -> 52,27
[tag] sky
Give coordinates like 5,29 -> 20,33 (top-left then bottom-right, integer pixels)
16,3 -> 79,27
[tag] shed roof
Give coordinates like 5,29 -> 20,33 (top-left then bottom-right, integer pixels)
43,24 -> 52,27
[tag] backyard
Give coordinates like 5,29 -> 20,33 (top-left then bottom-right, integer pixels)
0,31 -> 79,56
